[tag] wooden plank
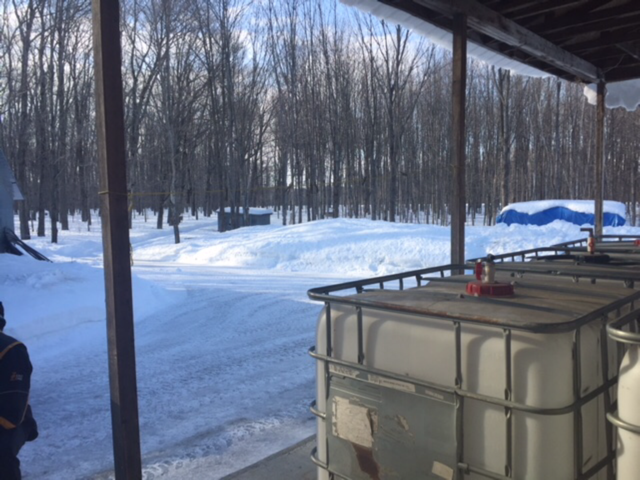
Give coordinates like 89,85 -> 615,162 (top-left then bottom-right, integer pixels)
598,56 -> 640,71
414,0 -> 602,82
583,49 -> 635,63
380,0 -> 453,31
91,0 -> 142,478
535,3 -> 639,35
617,41 -> 640,62
383,0 -> 566,78
546,15 -> 640,43
564,29 -> 640,52
603,65 -> 640,82
508,0 -> 588,22
451,13 -> 466,272
595,81 -> 605,238
468,32 -> 575,78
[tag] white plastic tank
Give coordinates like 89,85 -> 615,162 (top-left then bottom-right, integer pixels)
311,272 -> 633,480
615,343 -> 640,479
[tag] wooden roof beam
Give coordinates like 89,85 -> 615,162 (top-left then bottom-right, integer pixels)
412,0 -> 602,82
564,29 -> 640,53
535,4 -> 640,36
458,29 -> 569,79
489,0 -> 546,16
545,15 -> 640,42
603,64 -> 640,82
584,50 -> 634,63
618,41 -> 640,63
380,0 -> 454,32
467,31 -> 573,78
506,0 -> 589,22
520,0 -> 603,29
598,56 -> 640,72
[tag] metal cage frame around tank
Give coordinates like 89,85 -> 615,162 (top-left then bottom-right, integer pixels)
466,235 -> 640,264
606,311 -> 640,437
465,235 -> 640,289
308,263 -> 640,480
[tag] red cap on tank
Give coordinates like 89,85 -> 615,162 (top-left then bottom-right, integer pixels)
466,281 -> 514,297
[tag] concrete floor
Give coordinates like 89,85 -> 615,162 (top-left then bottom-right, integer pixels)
221,436 -> 316,480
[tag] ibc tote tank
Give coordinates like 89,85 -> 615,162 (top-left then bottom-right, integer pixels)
309,267 -> 637,480
607,321 -> 640,480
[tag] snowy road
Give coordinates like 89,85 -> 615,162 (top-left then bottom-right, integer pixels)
24,262 -> 336,479
127,266 -> 328,479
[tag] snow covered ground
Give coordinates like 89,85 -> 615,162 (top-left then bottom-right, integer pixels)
3,211 -> 640,479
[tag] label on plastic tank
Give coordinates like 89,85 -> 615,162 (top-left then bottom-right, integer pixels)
432,461 -> 454,480
329,364 -> 416,393
331,396 -> 378,448
329,364 -> 358,379
368,374 -> 416,393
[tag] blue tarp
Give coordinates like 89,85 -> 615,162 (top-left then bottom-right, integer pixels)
496,206 -> 626,227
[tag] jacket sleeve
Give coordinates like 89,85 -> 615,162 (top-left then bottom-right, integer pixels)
0,342 -> 32,430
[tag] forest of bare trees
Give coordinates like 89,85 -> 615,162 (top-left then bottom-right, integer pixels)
1,0 -> 639,243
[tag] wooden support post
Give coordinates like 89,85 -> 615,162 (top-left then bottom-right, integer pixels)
451,13 -> 467,271
595,81 -> 605,237
91,0 -> 142,478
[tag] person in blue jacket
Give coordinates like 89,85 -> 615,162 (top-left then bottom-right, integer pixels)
0,302 -> 38,479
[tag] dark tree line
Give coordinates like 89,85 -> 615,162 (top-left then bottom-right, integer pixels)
1,0 -> 639,243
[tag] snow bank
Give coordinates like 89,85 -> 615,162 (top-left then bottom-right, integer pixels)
131,216 -> 631,277
0,245 -> 183,351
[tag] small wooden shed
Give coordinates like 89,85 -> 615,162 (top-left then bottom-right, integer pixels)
0,149 -> 23,253
217,207 -> 273,232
